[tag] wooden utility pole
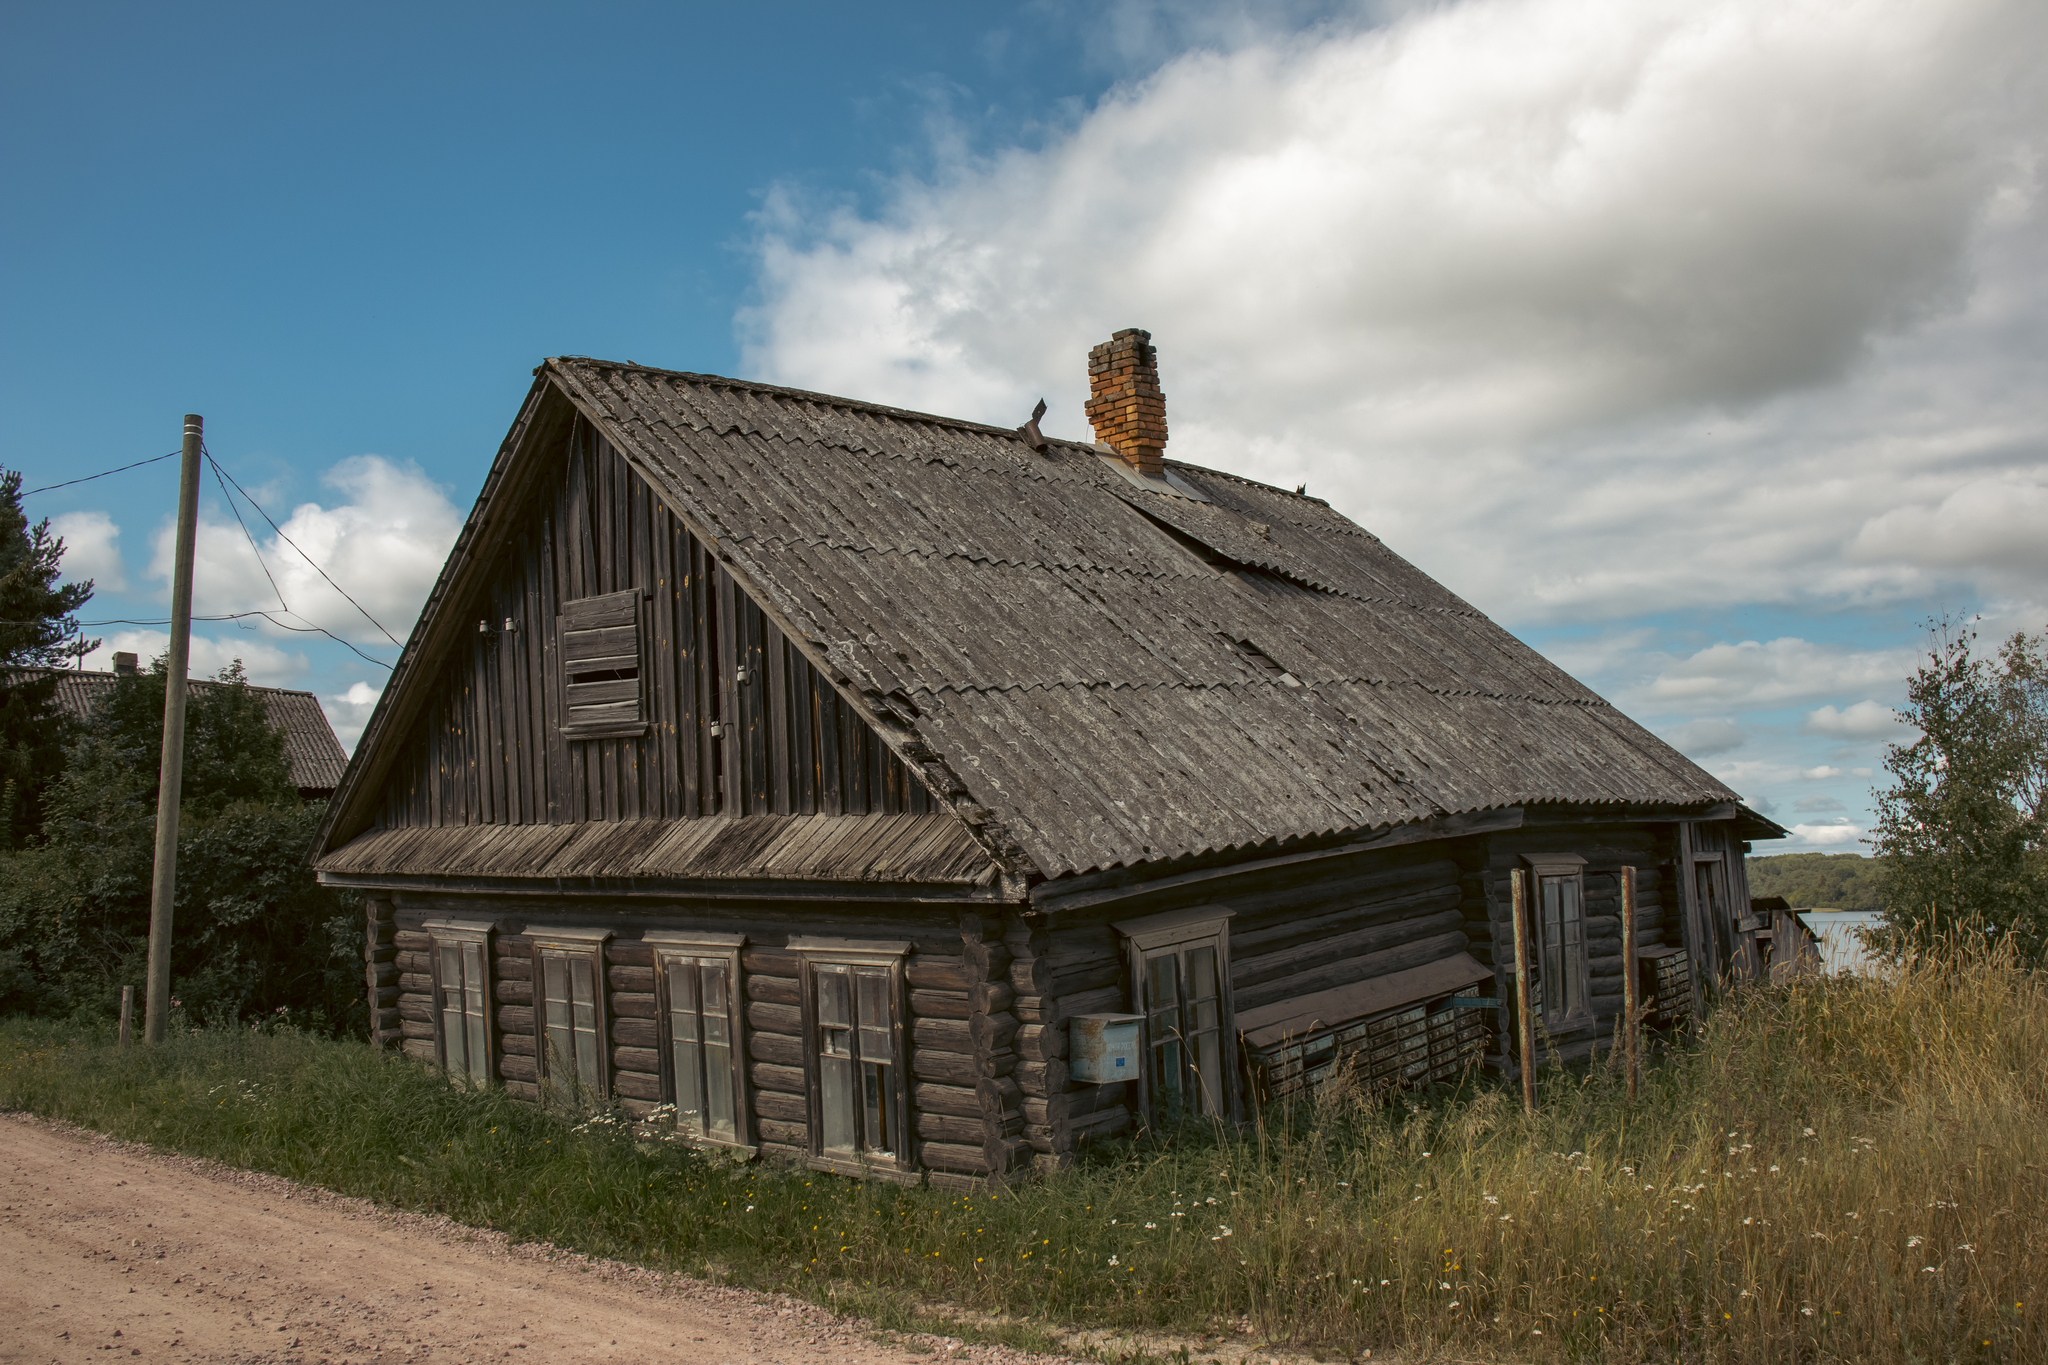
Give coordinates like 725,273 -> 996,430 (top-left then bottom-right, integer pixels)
143,415 -> 203,1046
1510,867 -> 1536,1115
1621,866 -> 1639,1101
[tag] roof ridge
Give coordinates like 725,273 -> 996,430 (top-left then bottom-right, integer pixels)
553,355 -> 1327,500
902,677 -> 1612,707
13,666 -> 319,700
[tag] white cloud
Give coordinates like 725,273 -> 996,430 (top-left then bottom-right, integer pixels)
78,630 -> 309,687
50,510 -> 125,592
152,455 -> 461,649
322,680 -> 383,752
741,0 -> 2047,625
1803,700 -> 1908,740
1636,638 -> 1913,711
1789,820 -> 1864,848
1794,795 -> 1844,813
1800,765 -> 1844,781
1661,717 -> 1744,758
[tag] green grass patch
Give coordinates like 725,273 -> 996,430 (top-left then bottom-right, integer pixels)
6,943 -> 2044,1363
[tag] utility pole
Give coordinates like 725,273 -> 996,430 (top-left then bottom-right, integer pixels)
143,415 -> 203,1046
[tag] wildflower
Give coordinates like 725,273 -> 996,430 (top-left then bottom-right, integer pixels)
1907,1236 -> 1924,1248
1483,1194 -> 1499,1205
1144,1223 -> 1157,1229
1803,1128 -> 1816,1137
1107,1256 -> 1119,1267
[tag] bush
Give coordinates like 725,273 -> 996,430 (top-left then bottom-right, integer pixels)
0,660 -> 360,1032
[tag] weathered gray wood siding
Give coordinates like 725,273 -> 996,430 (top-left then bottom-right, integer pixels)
379,895 -> 1029,1184
1015,842 -> 1475,1169
1478,821 -> 1684,1059
377,416 -> 930,829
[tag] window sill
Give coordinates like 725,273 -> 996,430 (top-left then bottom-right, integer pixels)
806,1154 -> 923,1185
561,721 -> 650,741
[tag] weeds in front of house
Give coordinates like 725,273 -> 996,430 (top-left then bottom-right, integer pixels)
4,938 -> 2042,1364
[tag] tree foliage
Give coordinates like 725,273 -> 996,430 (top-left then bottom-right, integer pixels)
0,468 -> 97,848
0,659 -> 363,1033
1742,851 -> 1885,910
1868,621 -> 2048,960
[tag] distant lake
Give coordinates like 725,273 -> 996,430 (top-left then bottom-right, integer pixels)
1798,910 -> 1884,977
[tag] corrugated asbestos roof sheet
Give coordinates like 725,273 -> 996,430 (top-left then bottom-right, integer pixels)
317,813 -> 996,885
27,668 -> 349,795
536,358 -> 1738,879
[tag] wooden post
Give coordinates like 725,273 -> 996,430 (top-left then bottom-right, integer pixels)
143,415 -> 203,1046
1510,867 -> 1536,1116
117,985 -> 133,1048
1621,866 -> 1639,1102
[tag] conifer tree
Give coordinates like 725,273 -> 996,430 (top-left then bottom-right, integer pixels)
0,469 -> 96,848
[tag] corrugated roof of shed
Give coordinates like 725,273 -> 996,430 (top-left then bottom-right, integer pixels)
29,668 -> 348,795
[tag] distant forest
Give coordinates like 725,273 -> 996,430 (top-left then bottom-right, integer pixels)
1745,852 -> 1883,910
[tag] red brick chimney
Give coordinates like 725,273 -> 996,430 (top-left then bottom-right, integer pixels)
1085,328 -> 1167,476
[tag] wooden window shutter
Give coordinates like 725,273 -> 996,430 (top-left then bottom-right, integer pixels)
559,589 -> 647,739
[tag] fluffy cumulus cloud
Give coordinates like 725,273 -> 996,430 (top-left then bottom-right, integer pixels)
1803,700 -> 1907,741
151,455 -> 462,651
50,510 -> 126,592
1788,820 -> 1864,848
1634,638 -> 1915,712
742,0 -> 2047,627
322,680 -> 382,752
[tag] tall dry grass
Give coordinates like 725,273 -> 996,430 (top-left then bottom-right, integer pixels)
4,940 -> 2041,1363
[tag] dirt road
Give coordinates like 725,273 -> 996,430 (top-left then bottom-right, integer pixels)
0,1114 -> 1075,1365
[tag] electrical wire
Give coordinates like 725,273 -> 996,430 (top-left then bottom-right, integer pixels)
13,445 -> 406,671
209,458 -> 290,612
203,448 -> 404,648
0,610 -> 394,670
22,451 -> 179,496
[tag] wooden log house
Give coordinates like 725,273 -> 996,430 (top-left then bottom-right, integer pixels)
313,330 -> 1784,1185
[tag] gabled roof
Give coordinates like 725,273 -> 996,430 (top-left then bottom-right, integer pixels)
30,668 -> 348,796
322,357 -> 1740,881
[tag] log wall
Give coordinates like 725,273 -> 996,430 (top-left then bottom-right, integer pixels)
381,894 -> 1025,1186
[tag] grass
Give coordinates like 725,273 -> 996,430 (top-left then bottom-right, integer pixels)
4,940 -> 2044,1364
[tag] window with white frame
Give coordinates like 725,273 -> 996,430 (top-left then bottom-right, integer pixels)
1114,907 -> 1237,1119
529,927 -> 611,1098
425,919 -> 493,1084
789,938 -> 910,1176
1526,856 -> 1592,1030
646,931 -> 747,1146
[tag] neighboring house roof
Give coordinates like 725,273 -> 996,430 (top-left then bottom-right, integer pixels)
321,357 -> 1744,880
31,668 -> 349,796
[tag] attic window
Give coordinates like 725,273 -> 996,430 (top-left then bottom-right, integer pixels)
559,589 -> 647,739
1222,635 -> 1302,688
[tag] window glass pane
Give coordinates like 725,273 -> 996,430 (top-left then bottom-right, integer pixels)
1559,877 -> 1585,1015
1190,1022 -> 1223,1116
820,1053 -> 856,1153
1145,953 -> 1183,1098
1185,945 -> 1220,1033
569,956 -> 601,1086
438,943 -> 466,1072
862,1061 -> 891,1154
543,953 -> 573,1078
854,968 -> 892,1063
461,942 -> 489,1082
666,959 -> 705,1134
698,961 -> 729,1048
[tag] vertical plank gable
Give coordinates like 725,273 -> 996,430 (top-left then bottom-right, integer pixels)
371,421 -> 941,835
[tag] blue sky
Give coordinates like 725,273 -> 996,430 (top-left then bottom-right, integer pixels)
6,0 -> 2044,853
